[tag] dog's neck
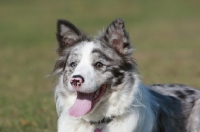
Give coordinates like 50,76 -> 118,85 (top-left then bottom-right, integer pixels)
89,116 -> 115,132
89,116 -> 115,125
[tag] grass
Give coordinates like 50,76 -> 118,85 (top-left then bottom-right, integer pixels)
0,0 -> 200,131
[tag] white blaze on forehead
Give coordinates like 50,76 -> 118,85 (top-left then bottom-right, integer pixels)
80,41 -> 95,63
69,41 -> 97,93
71,41 -> 95,78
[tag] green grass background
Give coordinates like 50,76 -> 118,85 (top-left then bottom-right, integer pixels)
0,0 -> 200,131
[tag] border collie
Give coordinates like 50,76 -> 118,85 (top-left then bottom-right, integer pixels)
53,18 -> 200,132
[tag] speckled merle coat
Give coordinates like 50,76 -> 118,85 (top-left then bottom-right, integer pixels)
53,18 -> 200,132
149,84 -> 200,132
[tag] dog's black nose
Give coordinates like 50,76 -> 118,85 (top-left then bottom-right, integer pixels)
70,75 -> 84,89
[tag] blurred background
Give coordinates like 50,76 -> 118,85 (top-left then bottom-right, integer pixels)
0,0 -> 200,131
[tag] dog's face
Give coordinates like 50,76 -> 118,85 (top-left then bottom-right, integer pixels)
54,19 -> 136,117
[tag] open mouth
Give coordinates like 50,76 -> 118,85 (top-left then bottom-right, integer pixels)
68,84 -> 107,117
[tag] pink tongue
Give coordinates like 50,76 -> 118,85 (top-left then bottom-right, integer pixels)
68,92 -> 94,117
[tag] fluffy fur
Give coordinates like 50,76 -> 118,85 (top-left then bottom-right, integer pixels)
53,18 -> 200,132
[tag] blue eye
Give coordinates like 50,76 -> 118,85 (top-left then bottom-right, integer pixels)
70,62 -> 77,68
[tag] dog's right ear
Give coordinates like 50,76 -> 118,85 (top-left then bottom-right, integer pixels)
56,20 -> 87,54
98,18 -> 133,56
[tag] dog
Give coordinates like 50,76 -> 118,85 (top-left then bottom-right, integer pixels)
53,18 -> 200,132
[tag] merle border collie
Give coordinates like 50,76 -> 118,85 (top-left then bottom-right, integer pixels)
52,18 -> 200,132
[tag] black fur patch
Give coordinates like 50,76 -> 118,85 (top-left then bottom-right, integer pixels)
174,91 -> 186,99
151,84 -> 163,86
111,68 -> 125,86
168,84 -> 175,87
185,90 -> 195,95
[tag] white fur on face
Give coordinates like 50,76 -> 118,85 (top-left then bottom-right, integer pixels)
67,41 -> 98,93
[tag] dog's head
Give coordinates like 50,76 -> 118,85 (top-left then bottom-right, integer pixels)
54,19 -> 137,117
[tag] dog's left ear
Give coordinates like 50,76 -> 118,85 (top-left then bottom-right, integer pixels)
102,18 -> 132,55
56,20 -> 88,55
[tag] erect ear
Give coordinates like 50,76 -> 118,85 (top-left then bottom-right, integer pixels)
103,18 -> 132,55
56,20 -> 88,54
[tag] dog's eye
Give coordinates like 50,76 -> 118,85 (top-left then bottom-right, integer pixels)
94,62 -> 103,68
70,62 -> 77,68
